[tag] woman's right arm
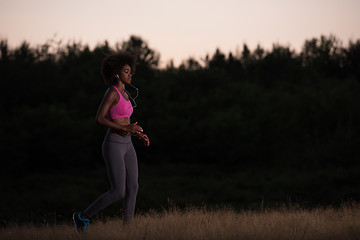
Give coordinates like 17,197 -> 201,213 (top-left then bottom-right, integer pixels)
95,88 -> 143,133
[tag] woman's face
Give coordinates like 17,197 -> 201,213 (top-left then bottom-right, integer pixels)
118,64 -> 132,85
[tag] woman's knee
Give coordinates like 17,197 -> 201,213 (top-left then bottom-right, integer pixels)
129,182 -> 139,194
111,189 -> 125,201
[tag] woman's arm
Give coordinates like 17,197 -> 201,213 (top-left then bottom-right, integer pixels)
95,88 -> 143,133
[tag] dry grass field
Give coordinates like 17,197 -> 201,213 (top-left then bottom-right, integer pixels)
1,203 -> 360,240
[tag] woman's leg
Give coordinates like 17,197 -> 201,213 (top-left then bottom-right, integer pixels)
123,142 -> 139,223
83,139 -> 127,218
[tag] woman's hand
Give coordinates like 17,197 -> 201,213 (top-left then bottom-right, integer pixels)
113,129 -> 129,137
136,132 -> 150,147
125,122 -> 143,133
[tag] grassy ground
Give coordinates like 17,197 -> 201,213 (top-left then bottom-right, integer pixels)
1,162 -> 359,225
1,203 -> 360,240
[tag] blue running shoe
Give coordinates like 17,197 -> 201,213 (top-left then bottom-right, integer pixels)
73,212 -> 90,233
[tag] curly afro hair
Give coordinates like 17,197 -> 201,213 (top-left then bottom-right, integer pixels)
101,51 -> 137,85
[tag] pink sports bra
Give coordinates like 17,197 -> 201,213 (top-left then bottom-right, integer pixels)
107,86 -> 133,119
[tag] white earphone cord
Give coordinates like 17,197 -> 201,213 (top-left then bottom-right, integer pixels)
125,83 -> 139,108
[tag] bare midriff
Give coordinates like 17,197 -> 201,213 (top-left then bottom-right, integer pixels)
109,117 -> 131,136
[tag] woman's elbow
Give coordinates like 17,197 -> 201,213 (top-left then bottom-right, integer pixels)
96,116 -> 105,126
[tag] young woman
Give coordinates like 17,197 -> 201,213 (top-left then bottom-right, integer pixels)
73,51 -> 150,233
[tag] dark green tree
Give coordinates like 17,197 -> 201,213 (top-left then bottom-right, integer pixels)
208,48 -> 226,69
120,35 -> 160,67
301,34 -> 344,77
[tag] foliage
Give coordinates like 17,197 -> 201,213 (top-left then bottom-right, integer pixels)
1,34 -> 360,167
1,34 -> 360,222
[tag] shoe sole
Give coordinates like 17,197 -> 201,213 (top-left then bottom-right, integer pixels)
72,212 -> 81,234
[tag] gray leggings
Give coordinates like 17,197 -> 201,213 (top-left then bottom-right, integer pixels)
83,133 -> 139,223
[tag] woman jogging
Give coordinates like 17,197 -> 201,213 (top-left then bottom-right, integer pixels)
73,51 -> 150,233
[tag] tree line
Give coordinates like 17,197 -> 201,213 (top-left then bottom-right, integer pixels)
1,34 -> 360,173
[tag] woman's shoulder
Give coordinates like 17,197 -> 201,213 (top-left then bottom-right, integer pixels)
105,86 -> 117,94
104,86 -> 119,100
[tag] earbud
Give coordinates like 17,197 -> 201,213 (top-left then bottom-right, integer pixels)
115,74 -> 126,84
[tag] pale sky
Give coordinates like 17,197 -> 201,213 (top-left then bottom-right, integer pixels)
1,0 -> 359,67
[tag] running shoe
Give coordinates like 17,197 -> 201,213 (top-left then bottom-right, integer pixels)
73,212 -> 90,233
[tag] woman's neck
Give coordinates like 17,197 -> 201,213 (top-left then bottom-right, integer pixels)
115,81 -> 126,92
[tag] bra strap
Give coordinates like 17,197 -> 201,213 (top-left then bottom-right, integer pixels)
112,85 -> 121,97
112,85 -> 129,101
